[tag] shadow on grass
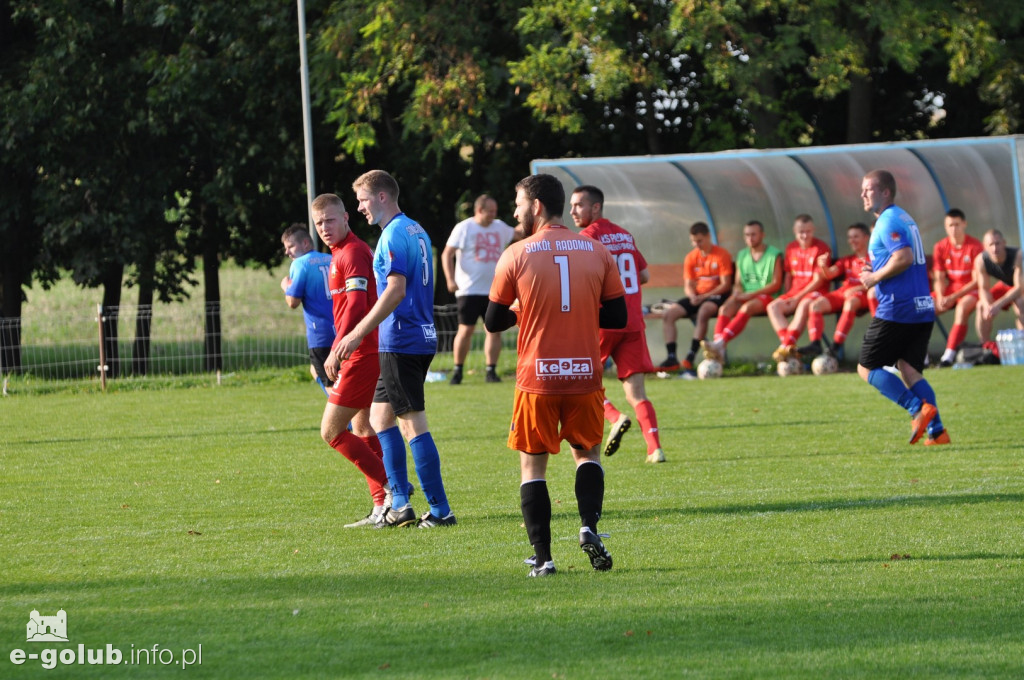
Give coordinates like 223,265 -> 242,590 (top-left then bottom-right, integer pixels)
2,571 -> 1021,679
627,492 -> 1024,520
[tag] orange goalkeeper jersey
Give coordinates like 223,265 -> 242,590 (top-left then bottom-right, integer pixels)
489,224 -> 625,395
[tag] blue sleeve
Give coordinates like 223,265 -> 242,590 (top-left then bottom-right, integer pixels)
285,259 -> 305,297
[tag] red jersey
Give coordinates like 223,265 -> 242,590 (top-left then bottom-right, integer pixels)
932,235 -> 982,289
329,230 -> 378,358
784,237 -> 832,294
579,218 -> 648,333
490,224 -> 624,395
833,253 -> 870,291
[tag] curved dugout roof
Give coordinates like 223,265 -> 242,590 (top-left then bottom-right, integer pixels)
532,136 -> 1024,282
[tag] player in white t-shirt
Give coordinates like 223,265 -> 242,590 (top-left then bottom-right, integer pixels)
441,194 -> 517,384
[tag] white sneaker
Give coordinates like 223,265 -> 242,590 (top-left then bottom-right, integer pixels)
344,505 -> 386,528
646,448 -> 666,464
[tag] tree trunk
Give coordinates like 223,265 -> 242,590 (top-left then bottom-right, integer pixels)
203,237 -> 222,372
846,71 -> 873,144
100,264 -> 124,379
132,276 -> 154,376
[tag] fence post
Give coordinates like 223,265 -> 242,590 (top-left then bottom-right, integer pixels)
97,303 -> 108,391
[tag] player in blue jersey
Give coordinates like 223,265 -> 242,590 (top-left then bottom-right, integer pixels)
857,170 -> 949,446
336,170 -> 456,528
281,224 -> 335,394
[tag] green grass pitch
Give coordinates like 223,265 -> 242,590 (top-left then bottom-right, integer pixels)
2,366 -> 1023,678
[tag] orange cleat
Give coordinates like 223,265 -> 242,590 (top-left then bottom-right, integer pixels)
909,403 -> 937,444
923,429 -> 951,446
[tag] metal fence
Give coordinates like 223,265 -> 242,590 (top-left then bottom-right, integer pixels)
1,302 -> 516,392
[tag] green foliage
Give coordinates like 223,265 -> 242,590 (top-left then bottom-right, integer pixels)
2,369 -> 1023,677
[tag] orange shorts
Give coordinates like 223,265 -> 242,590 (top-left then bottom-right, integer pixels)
600,330 -> 656,379
327,351 -> 379,408
507,389 -> 604,455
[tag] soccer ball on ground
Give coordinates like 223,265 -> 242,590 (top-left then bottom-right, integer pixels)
697,359 -> 723,380
776,357 -> 803,377
811,354 -> 839,375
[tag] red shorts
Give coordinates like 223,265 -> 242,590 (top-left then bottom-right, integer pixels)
990,281 -> 1013,298
507,390 -> 604,455
327,351 -> 379,408
750,293 -> 775,308
944,279 -> 978,298
600,330 -> 655,379
780,289 -> 823,302
821,288 -> 868,312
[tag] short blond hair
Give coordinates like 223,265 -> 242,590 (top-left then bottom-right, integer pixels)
311,193 -> 345,213
352,170 -> 399,200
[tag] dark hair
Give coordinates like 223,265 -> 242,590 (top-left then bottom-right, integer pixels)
516,174 -> 565,218
690,221 -> 710,236
946,207 -> 966,221
281,223 -> 312,244
794,214 -> 814,225
573,184 -> 605,206
847,222 -> 870,236
744,220 -> 764,231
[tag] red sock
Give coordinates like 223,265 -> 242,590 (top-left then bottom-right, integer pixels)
948,323 -> 968,351
330,431 -> 388,505
360,434 -> 384,462
714,314 -> 731,341
633,399 -> 661,454
603,399 -> 623,424
808,312 -> 824,342
724,312 -> 750,341
834,310 -> 855,344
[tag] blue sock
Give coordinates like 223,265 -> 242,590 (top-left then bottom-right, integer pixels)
868,368 -> 921,415
910,380 -> 944,435
315,376 -> 328,396
377,426 -> 410,508
409,432 -> 451,518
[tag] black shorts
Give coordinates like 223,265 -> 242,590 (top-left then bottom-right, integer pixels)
374,352 -> 434,415
309,346 -> 332,385
674,294 -> 728,318
456,295 -> 490,326
858,318 -> 933,372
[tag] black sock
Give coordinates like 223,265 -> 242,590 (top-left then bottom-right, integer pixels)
666,342 -> 677,358
575,462 -> 604,533
520,480 -> 552,565
689,338 -> 701,356
486,364 -> 496,373
453,364 -> 463,373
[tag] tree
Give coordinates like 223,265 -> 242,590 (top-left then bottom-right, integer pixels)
144,0 -> 308,369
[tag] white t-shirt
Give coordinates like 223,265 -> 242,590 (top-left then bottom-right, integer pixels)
446,217 -> 515,296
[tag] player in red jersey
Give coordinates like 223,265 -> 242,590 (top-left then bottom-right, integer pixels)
767,214 -> 832,361
311,193 -> 391,528
780,222 -> 872,359
486,174 -> 626,577
569,185 -> 665,464
931,208 -> 983,366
